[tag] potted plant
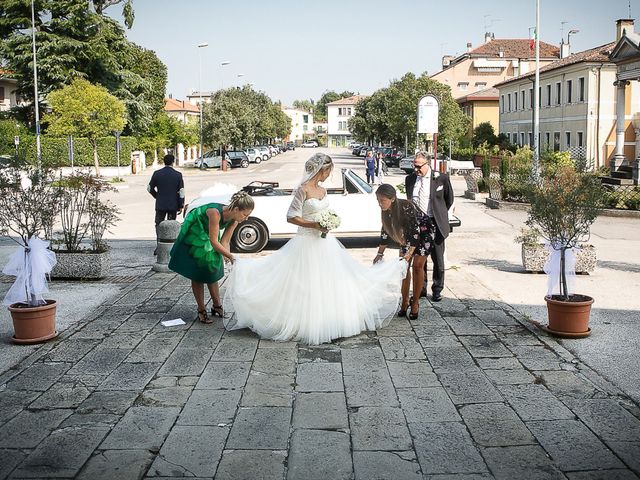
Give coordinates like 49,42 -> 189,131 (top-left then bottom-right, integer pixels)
50,171 -> 120,279
0,164 -> 61,343
515,227 -> 597,274
525,165 -> 604,337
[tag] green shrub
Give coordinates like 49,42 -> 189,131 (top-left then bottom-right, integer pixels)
499,157 -> 510,180
481,158 -> 491,179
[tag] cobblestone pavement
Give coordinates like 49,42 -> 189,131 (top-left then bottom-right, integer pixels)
1,270 -> 639,479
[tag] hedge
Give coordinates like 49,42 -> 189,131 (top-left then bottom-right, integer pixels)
1,135 -> 138,167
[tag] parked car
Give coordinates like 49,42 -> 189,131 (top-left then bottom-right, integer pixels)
301,140 -> 319,148
352,145 -> 366,156
244,148 -> 262,164
399,156 -> 415,174
195,150 -> 250,169
256,146 -> 271,160
375,146 -> 404,167
206,169 -> 460,253
286,141 -> 296,150
358,147 -> 371,157
348,141 -> 360,149
267,145 -> 278,156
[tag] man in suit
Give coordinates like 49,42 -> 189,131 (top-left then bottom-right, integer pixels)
405,151 -> 454,303
147,154 -> 185,254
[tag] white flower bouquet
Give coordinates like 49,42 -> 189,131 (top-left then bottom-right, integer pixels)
318,209 -> 341,238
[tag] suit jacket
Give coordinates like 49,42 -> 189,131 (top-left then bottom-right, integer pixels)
405,170 -> 454,239
148,166 -> 184,212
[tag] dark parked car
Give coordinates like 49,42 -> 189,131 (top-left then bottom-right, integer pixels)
376,146 -> 404,167
286,141 -> 296,150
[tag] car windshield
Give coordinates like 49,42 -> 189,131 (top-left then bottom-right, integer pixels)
345,171 -> 372,194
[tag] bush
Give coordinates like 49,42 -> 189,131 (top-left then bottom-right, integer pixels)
499,157 -> 510,180
452,146 -> 475,161
2,135 -> 138,167
481,158 -> 491,178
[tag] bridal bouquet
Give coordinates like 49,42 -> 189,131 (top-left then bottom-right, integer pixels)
318,210 -> 341,238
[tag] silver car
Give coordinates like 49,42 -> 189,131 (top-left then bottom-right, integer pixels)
244,148 -> 262,164
399,156 -> 415,173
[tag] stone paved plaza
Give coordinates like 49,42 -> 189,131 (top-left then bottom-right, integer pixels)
1,270 -> 639,479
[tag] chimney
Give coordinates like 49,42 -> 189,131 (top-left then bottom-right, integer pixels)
484,32 -> 493,44
467,42 -> 473,52
560,40 -> 571,59
442,55 -> 454,68
616,19 -> 635,41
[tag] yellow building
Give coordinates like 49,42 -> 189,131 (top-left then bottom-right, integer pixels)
457,87 -> 499,137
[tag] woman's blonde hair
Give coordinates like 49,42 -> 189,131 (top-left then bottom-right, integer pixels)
228,190 -> 255,211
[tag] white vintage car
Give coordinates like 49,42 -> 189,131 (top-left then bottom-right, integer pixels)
226,168 -> 460,253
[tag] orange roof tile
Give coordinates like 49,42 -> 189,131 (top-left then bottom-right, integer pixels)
326,95 -> 367,106
468,39 -> 559,59
164,97 -> 199,113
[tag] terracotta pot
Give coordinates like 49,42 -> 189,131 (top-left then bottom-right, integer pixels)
544,294 -> 593,337
8,300 -> 58,344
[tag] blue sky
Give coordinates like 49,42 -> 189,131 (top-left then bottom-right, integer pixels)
111,0 -> 636,104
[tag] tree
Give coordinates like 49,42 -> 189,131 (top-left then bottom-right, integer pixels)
472,122 -> 498,148
139,111 -> 197,163
314,90 -> 355,121
91,0 -> 134,28
45,79 -> 126,175
292,99 -> 314,113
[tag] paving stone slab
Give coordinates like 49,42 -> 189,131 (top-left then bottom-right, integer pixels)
177,389 -> 242,426
376,319 -> 415,337
351,406 -> 413,451
136,298 -> 175,314
158,348 -> 211,376
292,392 -> 348,430
387,361 -> 439,388
78,449 -> 156,480
341,346 -> 387,375
195,361 -> 250,390
125,334 -> 182,363
497,332 -> 544,346
527,419 -> 625,471
174,328 -> 222,350
459,403 -> 537,447
605,442 -> 640,474
0,408 -> 73,448
98,362 -> 161,390
147,425 -> 228,477
115,312 -> 162,333
0,448 -> 27,479
70,320 -> 123,340
29,381 -> 92,409
42,339 -> 100,363
296,362 -> 343,392
5,362 -> 70,392
298,345 -> 342,363
458,336 -> 513,358
535,371 -> 602,399
353,451 -> 422,480
59,413 -> 121,428
484,368 -> 536,385
444,317 -> 493,336
472,309 -> 519,326
252,348 -> 297,375
241,372 -> 295,407
410,421 -> 487,475
12,426 -> 109,478
226,407 -> 291,449
215,450 -> 286,480
99,332 -> 143,349
397,387 -> 460,423
114,288 -> 156,305
136,386 -> 193,407
476,357 -> 523,370
424,474 -> 495,480
59,373 -> 107,388
565,471 -> 640,480
68,348 -> 130,376
287,429 -> 352,480
344,370 -> 398,407
498,384 -> 575,421
438,370 -> 503,405
259,339 -> 298,349
379,337 -> 426,360
565,399 -> 640,442
100,406 -> 180,450
77,390 -> 139,415
211,335 -> 259,362
509,345 -> 564,370
423,346 -> 476,372
417,334 -> 460,347
482,445 -> 566,480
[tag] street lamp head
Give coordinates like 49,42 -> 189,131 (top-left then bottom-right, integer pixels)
237,73 -> 245,77
568,29 -> 579,35
221,61 -> 231,66
198,42 -> 209,48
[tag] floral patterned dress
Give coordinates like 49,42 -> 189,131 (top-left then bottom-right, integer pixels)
380,200 -> 422,255
168,203 -> 232,284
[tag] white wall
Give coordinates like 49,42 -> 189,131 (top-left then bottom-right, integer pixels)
327,104 -> 356,135
283,108 -> 313,142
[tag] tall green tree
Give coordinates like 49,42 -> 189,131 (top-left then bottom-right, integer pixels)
139,111 -> 197,163
292,99 -> 314,113
314,90 -> 354,121
45,78 -> 126,175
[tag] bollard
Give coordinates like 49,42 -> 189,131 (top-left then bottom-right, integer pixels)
153,220 -> 181,272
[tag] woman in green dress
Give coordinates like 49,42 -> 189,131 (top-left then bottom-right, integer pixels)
169,191 -> 254,324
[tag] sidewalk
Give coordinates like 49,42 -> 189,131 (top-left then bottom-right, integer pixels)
1,263 -> 639,479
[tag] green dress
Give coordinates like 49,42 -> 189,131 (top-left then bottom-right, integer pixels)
168,203 -> 233,284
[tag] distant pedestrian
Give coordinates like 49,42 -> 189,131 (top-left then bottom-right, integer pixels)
375,151 -> 386,184
147,154 -> 185,254
365,150 -> 375,184
168,191 -> 254,324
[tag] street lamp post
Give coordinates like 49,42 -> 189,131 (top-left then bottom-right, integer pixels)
221,61 -> 231,89
237,73 -> 245,87
31,0 -> 41,172
197,42 -> 208,169
532,0 -> 541,182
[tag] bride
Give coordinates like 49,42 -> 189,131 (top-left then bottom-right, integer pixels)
223,152 -> 407,345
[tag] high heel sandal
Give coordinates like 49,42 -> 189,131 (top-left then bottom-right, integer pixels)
211,304 -> 224,318
398,297 -> 410,317
197,309 -> 213,324
408,296 -> 419,320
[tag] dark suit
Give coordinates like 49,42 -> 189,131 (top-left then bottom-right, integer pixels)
405,170 -> 454,296
148,166 -> 185,226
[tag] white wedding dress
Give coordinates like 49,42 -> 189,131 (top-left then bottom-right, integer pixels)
223,195 -> 407,345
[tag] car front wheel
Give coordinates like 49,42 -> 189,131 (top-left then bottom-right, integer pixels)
241,159 -> 249,168
232,218 -> 269,253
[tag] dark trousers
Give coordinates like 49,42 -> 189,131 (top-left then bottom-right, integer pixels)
155,210 -> 177,227
423,228 -> 446,296
366,170 -> 375,183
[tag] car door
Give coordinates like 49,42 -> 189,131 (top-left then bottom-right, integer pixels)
330,170 -> 380,234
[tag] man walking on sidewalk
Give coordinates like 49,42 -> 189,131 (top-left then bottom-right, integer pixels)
405,151 -> 454,302
147,154 -> 185,254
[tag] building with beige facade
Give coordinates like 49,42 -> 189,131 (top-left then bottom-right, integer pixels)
327,95 -> 366,147
282,107 -> 314,144
0,69 -> 21,112
457,87 -> 499,136
164,97 -> 199,123
432,34 -> 560,101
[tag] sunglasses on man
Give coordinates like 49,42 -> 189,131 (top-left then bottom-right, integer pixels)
413,163 -> 428,171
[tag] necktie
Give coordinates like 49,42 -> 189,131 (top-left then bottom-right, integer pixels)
418,177 -> 429,214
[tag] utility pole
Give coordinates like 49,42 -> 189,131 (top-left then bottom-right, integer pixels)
31,0 -> 41,173
533,0 -> 541,182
